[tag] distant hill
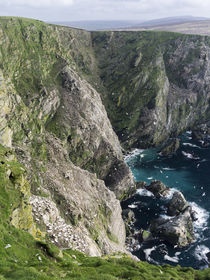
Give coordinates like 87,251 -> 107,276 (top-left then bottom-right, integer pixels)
50,16 -> 210,32
131,16 -> 209,28
123,20 -> 210,36
50,20 -> 142,31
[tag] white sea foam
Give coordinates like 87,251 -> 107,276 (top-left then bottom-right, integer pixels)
164,188 -> 178,200
128,204 -> 138,209
144,246 -> 156,261
124,149 -> 144,162
164,254 -> 179,263
137,188 -> 154,197
182,151 -> 200,160
200,159 -> 207,162
183,143 -> 201,149
159,214 -> 173,220
162,167 -> 175,171
190,202 -> 209,230
147,177 -> 153,180
194,245 -> 210,262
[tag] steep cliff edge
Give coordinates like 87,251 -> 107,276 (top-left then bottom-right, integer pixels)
92,31 -> 210,148
0,17 -> 135,257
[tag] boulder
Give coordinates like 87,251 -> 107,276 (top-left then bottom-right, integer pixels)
136,181 -> 147,190
191,210 -> 198,222
140,229 -> 151,242
159,138 -> 180,157
147,180 -> 170,198
167,191 -> 189,216
150,207 -> 195,248
206,251 -> 210,263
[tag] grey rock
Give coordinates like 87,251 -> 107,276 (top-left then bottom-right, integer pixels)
147,180 -> 170,198
150,207 -> 195,247
136,181 -> 147,190
167,191 -> 189,216
206,251 -> 210,263
57,67 -> 136,199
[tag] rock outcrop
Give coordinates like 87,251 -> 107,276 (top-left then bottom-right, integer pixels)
167,191 -> 189,216
137,180 -> 196,248
150,207 -> 195,247
147,186 -> 196,248
147,180 -> 170,198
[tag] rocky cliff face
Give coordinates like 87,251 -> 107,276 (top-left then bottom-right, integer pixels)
0,17 -> 135,256
1,16 -> 210,261
92,31 -> 210,148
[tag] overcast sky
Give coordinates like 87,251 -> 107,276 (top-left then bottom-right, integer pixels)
0,0 -> 210,22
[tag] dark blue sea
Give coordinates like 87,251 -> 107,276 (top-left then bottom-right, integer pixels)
123,131 -> 210,269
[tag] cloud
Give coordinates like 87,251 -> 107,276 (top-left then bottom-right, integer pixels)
0,0 -> 210,21
0,0 -> 74,8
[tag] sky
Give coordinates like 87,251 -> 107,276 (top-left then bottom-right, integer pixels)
0,0 -> 210,22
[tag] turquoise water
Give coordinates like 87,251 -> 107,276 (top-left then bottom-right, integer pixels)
123,132 -> 210,269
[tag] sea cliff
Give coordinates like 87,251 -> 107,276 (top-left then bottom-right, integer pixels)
0,16 -> 210,279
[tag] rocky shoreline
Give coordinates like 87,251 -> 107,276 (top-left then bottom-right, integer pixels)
123,180 -> 198,253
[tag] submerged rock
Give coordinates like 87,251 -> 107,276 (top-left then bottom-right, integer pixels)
147,180 -> 170,198
159,138 -> 180,156
150,207 -> 195,248
167,191 -> 189,216
140,229 -> 151,242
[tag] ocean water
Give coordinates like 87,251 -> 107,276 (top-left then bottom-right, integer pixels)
123,132 -> 210,269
